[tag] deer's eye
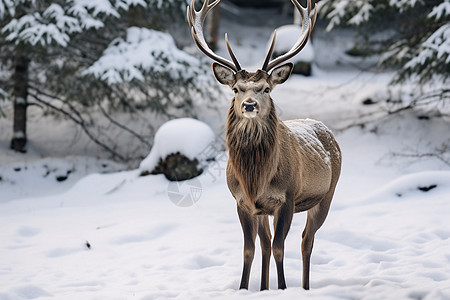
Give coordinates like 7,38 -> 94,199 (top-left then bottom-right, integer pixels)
233,88 -> 238,94
264,87 -> 270,93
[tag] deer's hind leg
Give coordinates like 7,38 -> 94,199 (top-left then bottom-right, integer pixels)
273,199 -> 294,290
258,215 -> 272,290
301,193 -> 334,290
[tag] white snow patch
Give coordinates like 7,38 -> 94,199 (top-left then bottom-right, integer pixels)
139,118 -> 216,173
284,119 -> 333,167
12,131 -> 25,139
15,97 -> 26,104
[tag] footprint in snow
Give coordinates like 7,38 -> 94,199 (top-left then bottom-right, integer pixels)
17,226 -> 41,237
11,285 -> 52,299
46,247 -> 82,258
112,223 -> 179,245
187,254 -> 225,269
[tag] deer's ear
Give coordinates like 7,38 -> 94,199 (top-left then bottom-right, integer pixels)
212,63 -> 235,86
269,62 -> 294,86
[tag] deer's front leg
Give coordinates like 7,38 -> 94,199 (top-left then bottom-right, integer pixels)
237,205 -> 258,290
258,215 -> 272,291
272,200 -> 294,290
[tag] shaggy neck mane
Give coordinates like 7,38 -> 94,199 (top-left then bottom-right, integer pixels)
226,99 -> 279,204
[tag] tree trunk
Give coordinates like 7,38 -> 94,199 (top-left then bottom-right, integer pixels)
10,49 -> 29,153
207,3 -> 221,51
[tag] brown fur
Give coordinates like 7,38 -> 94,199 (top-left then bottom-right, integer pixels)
235,69 -> 268,83
226,95 -> 278,205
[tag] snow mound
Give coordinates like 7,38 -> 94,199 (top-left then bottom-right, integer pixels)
139,118 -> 216,174
363,171 -> 450,203
269,25 -> 315,63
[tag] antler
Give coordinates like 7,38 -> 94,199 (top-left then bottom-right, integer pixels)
261,0 -> 317,72
187,0 -> 241,72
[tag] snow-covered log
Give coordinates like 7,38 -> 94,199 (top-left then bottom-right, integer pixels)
139,118 -> 216,181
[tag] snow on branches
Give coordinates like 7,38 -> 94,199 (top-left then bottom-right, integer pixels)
321,0 -> 450,85
0,0 -> 151,46
405,24 -> 450,68
84,27 -> 204,85
389,0 -> 421,11
429,0 -> 450,20
0,0 -> 14,18
322,0 -> 374,31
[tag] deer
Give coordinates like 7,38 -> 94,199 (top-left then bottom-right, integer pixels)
187,0 -> 342,291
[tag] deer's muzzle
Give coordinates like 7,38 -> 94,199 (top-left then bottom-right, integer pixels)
243,101 -> 257,112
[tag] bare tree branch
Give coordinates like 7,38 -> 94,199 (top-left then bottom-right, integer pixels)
97,103 -> 152,148
390,142 -> 450,167
28,88 -> 127,161
338,88 -> 450,131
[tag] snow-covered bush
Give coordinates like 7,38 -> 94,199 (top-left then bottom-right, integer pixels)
139,118 -> 216,181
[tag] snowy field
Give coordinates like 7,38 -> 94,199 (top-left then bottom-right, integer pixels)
1,126 -> 450,300
1,7 -> 450,300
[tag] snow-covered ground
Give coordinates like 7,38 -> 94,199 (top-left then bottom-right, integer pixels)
1,129 -> 450,299
1,6 -> 450,300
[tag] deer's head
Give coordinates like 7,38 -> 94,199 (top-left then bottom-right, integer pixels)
187,0 -> 317,120
212,63 -> 293,119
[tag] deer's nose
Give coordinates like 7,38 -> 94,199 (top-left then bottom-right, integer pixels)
243,101 -> 257,112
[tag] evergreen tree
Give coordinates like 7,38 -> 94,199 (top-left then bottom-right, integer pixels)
321,0 -> 450,86
0,0 -> 214,159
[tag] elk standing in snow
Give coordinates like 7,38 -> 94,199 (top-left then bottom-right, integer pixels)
187,0 -> 341,291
